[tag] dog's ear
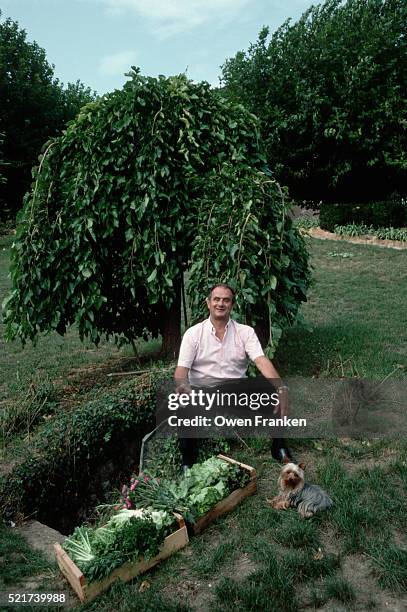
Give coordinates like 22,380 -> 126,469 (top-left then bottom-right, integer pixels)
298,462 -> 306,470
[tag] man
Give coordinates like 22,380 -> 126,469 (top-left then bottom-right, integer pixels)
174,283 -> 293,467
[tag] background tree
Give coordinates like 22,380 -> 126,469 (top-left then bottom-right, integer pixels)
3,72 -> 310,357
221,0 -> 407,205
0,11 -> 96,221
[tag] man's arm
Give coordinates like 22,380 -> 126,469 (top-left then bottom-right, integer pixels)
254,356 -> 288,417
174,366 -> 191,394
254,355 -> 282,382
174,365 -> 189,380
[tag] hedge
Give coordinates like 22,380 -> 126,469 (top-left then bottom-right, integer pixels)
320,199 -> 407,232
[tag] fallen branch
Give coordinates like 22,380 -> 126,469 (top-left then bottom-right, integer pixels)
107,366 -> 175,377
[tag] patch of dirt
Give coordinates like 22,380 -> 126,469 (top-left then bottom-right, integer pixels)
16,520 -> 65,564
392,529 -> 407,550
168,580 -> 214,612
298,552 -> 407,611
160,558 -> 215,612
341,449 -> 400,473
0,457 -> 18,476
340,553 -> 407,612
187,554 -> 258,611
228,552 -> 258,581
333,439 -> 404,474
161,544 -> 258,611
308,228 -> 407,250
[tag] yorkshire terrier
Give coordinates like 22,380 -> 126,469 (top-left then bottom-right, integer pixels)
268,461 -> 333,518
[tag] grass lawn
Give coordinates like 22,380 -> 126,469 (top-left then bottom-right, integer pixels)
0,235 -> 406,611
276,237 -> 407,380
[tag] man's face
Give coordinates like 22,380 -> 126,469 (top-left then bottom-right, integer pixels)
206,287 -> 234,322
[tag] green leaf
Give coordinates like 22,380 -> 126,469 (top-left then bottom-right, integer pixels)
147,269 -> 157,283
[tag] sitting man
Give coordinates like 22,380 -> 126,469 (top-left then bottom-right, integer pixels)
174,282 -> 293,468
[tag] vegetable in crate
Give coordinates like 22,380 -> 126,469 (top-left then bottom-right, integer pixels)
123,456 -> 250,522
62,508 -> 175,583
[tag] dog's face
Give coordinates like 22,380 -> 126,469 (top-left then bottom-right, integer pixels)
279,462 -> 305,491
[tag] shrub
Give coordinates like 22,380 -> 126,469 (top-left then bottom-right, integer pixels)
332,224 -> 407,242
320,199 -> 407,232
293,217 -> 319,230
374,227 -> 407,242
334,223 -> 373,237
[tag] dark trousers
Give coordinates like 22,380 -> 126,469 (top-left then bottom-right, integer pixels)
179,436 -> 287,466
177,377 -> 288,466
179,437 -> 202,466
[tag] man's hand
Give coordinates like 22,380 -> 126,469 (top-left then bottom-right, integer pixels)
276,386 -> 289,418
175,380 -> 192,395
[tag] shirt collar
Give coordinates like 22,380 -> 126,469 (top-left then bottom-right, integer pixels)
208,316 -> 232,333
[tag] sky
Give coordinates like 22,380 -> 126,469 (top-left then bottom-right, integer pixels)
1,0 -> 315,95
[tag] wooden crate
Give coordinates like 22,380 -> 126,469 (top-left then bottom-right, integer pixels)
54,514 -> 188,603
191,454 -> 257,536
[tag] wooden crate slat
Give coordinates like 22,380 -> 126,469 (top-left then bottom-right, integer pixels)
83,526 -> 189,601
192,455 -> 257,535
217,453 -> 257,478
54,543 -> 86,601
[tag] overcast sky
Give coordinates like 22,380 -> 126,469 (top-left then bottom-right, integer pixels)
1,0 -> 314,95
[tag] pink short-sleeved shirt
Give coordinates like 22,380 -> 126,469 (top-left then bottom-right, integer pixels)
177,317 -> 264,384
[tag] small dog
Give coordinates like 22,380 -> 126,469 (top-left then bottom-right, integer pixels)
268,461 -> 333,518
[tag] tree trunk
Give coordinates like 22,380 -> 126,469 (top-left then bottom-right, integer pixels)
159,276 -> 182,359
254,321 -> 269,348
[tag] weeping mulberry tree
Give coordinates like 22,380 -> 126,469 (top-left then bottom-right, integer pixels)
188,163 -> 310,352
3,70 -> 310,357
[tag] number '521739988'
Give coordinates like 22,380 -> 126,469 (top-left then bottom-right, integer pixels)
5,592 -> 66,604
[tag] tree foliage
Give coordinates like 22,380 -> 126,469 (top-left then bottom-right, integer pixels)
221,0 -> 407,205
188,163 -> 310,349
0,11 -> 96,220
3,71 -> 310,356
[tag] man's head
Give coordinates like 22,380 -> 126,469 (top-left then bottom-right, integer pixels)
206,283 -> 235,322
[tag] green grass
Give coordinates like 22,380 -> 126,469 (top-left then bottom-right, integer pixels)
0,526 -> 52,587
272,513 -> 320,549
190,538 -> 240,578
81,580 -> 190,612
368,541 -> 407,592
323,575 -> 356,603
276,237 -> 407,379
0,236 -> 406,609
